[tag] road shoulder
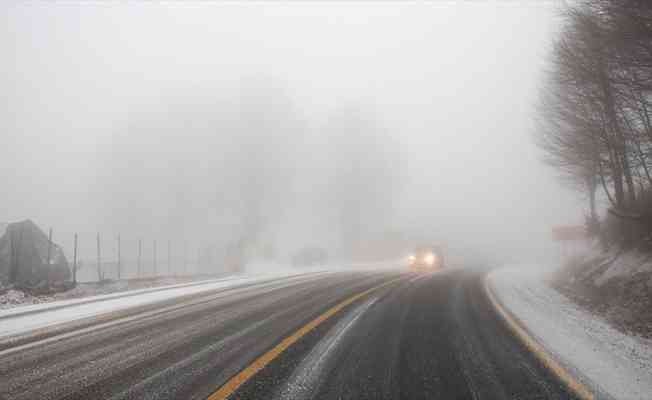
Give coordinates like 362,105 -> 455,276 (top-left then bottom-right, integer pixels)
486,268 -> 652,400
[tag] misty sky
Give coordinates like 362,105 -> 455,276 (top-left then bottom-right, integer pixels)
1,1 -> 582,264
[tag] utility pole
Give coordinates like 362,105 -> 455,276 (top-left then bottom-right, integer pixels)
73,233 -> 78,286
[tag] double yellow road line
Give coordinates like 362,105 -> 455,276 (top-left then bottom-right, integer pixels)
207,277 -> 403,400
210,273 -> 589,400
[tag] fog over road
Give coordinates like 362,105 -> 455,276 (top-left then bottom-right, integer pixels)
0,269 -> 577,400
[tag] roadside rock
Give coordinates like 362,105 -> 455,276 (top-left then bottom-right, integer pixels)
0,220 -> 71,289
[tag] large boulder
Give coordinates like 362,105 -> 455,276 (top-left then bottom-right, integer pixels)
0,220 -> 71,289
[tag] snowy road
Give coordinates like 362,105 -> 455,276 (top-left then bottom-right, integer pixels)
0,272 -> 330,350
0,269 -> 581,400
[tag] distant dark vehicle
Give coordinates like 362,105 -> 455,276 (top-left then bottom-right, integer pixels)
406,246 -> 444,272
291,247 -> 328,268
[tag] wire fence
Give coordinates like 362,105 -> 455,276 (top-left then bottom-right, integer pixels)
60,232 -> 218,284
3,222 -> 244,289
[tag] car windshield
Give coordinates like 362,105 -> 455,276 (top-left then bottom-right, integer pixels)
2,1 -> 651,399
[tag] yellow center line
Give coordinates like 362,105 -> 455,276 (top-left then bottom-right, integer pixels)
207,276 -> 404,400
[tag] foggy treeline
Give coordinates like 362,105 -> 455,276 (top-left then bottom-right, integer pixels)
537,0 -> 652,246
94,80 -> 401,271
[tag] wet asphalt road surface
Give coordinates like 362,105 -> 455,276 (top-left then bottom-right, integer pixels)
0,269 -> 578,400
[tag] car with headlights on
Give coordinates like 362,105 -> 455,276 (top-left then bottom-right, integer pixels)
407,246 -> 443,272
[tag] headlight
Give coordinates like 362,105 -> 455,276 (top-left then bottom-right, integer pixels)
424,253 -> 435,265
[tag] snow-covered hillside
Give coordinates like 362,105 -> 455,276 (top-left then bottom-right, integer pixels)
553,241 -> 652,338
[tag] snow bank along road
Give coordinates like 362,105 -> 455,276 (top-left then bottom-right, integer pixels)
0,269 -> 580,400
488,269 -> 652,400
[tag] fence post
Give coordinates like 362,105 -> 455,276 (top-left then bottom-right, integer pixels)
73,233 -> 78,285
138,239 -> 142,279
197,247 -> 201,276
13,226 -> 25,284
153,239 -> 157,277
183,241 -> 188,276
8,226 -> 17,283
117,234 -> 121,280
47,228 -> 53,287
9,227 -> 14,283
97,233 -> 102,282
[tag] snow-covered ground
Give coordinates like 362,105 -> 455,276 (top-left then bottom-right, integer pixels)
558,239 -> 652,286
0,270 -> 325,341
0,276 -> 228,310
488,268 -> 652,400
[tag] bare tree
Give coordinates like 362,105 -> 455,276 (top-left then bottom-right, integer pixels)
536,0 -> 652,245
